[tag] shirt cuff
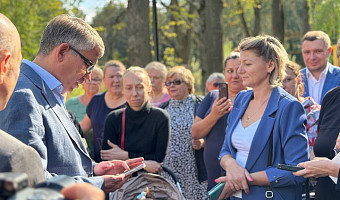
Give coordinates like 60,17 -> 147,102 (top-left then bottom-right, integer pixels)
334,145 -> 340,156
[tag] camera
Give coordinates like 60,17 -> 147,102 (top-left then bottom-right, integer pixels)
0,173 -> 74,200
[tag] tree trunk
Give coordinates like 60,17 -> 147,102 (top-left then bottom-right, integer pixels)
236,0 -> 251,37
200,0 -> 223,88
301,0 -> 310,34
127,0 -> 151,67
271,0 -> 285,44
169,0 -> 193,65
253,0 -> 262,36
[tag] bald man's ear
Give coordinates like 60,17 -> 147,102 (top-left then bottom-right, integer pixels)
0,50 -> 11,84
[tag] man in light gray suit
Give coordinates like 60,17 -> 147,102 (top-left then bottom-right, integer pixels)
0,14 -> 143,193
0,13 -> 45,187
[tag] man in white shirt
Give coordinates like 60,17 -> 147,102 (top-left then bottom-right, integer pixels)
300,31 -> 340,104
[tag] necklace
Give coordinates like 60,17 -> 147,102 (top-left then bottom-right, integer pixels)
245,97 -> 269,125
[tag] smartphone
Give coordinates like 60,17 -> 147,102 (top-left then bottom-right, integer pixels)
218,82 -> 228,99
207,182 -> 225,200
277,163 -> 304,172
123,163 -> 146,176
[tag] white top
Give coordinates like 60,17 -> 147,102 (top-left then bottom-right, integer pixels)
306,63 -> 329,104
232,119 -> 261,167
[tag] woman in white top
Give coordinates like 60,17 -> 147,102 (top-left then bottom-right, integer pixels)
217,35 -> 308,200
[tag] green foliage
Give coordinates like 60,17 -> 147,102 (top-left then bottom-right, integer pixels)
0,0 -> 68,60
91,1 -> 128,66
312,0 -> 340,44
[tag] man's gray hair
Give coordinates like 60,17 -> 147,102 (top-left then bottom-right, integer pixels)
38,14 -> 105,57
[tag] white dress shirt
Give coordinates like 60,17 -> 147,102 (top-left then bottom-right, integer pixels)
306,63 -> 329,104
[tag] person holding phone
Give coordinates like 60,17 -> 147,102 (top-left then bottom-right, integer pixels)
217,35 -> 308,199
191,51 -> 246,190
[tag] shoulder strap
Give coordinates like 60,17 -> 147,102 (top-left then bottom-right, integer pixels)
121,108 -> 126,150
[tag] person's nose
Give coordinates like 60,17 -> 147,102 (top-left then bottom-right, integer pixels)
132,87 -> 138,96
237,64 -> 244,74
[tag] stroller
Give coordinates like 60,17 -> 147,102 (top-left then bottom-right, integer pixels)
110,166 -> 186,200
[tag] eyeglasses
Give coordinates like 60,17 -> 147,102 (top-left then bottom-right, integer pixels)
86,78 -> 102,84
165,80 -> 183,86
213,82 -> 220,87
69,46 -> 95,73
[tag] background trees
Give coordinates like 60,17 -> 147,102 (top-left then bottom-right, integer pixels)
1,0 -> 340,94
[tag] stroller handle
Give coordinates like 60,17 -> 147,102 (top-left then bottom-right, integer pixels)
161,166 -> 179,183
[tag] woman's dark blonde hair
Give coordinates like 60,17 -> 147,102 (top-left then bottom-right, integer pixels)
285,61 -> 304,97
166,66 -> 195,94
239,35 -> 288,87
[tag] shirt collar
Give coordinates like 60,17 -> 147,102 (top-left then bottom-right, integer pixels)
305,62 -> 329,79
22,59 -> 63,93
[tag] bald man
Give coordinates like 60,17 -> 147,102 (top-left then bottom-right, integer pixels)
0,13 -> 45,186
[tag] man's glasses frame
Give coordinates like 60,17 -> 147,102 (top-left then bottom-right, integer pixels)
69,46 -> 95,73
165,80 -> 183,86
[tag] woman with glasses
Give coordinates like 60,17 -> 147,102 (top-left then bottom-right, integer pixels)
145,61 -> 171,107
217,35 -> 308,200
80,60 -> 126,162
191,52 -> 246,191
66,67 -> 103,121
159,66 -> 207,199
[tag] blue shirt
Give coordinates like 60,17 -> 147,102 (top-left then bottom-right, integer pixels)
22,59 -> 65,109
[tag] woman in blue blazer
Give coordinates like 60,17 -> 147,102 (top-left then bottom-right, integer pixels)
217,35 -> 309,200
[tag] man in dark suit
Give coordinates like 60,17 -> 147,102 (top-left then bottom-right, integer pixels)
0,13 -> 45,187
0,14 -> 143,193
300,31 -> 340,104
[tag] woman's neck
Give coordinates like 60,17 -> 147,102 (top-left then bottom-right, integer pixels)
150,88 -> 167,102
105,92 -> 125,108
252,84 -> 272,102
79,94 -> 94,106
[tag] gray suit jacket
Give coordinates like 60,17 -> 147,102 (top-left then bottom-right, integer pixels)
0,129 -> 45,186
0,63 -> 104,188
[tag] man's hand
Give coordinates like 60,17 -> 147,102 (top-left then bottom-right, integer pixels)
101,140 -> 129,161
336,132 -> 340,153
293,157 -> 340,178
103,174 -> 127,193
61,183 -> 105,200
94,157 -> 144,176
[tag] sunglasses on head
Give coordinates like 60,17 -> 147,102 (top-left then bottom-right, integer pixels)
165,80 -> 183,86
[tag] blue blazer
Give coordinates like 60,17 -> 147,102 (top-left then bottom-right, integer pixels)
0,63 -> 104,188
219,87 -> 308,200
301,63 -> 340,103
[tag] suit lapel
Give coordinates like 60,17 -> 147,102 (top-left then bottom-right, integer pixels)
245,87 -> 280,171
322,65 -> 337,100
21,64 -> 90,159
227,92 -> 253,157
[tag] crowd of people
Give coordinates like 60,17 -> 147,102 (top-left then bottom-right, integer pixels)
2,12 -> 340,200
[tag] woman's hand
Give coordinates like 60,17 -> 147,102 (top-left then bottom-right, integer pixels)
210,97 -> 232,119
144,160 -> 163,173
219,158 -> 253,196
191,138 -> 205,150
100,140 -> 129,161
